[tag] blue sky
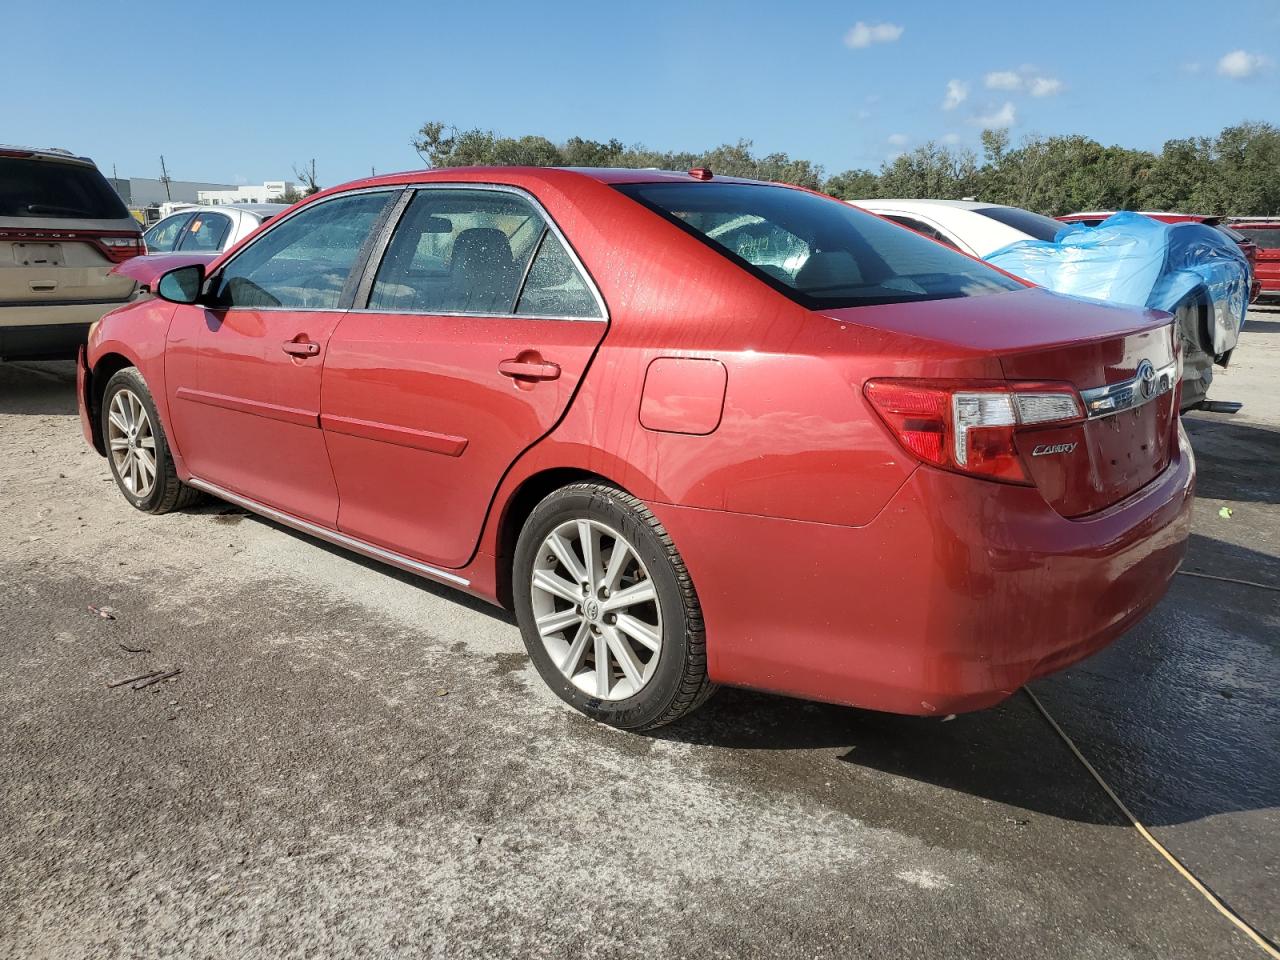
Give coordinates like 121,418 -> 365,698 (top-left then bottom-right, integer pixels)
5,0 -> 1278,187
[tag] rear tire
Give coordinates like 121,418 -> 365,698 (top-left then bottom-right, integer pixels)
513,482 -> 716,730
101,367 -> 202,514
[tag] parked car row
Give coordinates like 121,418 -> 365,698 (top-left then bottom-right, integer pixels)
78,166 -> 1194,730
1,146 -> 281,360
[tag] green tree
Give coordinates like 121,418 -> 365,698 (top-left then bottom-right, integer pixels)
409,119 -> 1280,217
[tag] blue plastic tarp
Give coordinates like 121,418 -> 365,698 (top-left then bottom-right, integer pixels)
985,211 -> 1250,355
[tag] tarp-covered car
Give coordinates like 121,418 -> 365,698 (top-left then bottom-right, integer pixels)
986,212 -> 1250,410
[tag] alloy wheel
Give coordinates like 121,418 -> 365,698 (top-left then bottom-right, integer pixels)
107,388 -> 157,499
530,519 -> 663,701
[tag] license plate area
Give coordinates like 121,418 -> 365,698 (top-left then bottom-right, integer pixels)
12,242 -> 63,266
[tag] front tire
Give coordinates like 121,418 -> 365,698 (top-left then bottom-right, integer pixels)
513,482 -> 716,730
101,367 -> 201,514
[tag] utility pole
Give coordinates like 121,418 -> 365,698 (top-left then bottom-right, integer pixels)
159,155 -> 172,201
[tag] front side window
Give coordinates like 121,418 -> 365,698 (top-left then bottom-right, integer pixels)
143,214 -> 192,253
617,182 -> 1020,309
177,212 -> 232,252
209,191 -> 393,309
369,189 -> 547,314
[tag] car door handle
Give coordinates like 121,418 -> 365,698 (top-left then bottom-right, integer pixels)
498,359 -> 561,381
281,339 -> 320,357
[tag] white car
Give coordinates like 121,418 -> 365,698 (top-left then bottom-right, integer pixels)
142,203 -> 288,255
850,199 -> 1063,258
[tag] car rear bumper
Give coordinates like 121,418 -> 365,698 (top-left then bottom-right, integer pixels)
649,426 -> 1195,716
0,300 -> 132,360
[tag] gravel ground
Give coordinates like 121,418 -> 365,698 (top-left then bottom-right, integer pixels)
2,310 -> 1277,959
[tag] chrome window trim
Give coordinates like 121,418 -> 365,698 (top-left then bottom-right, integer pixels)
186,477 -> 470,588
1080,358 -> 1179,419
354,182 -> 609,324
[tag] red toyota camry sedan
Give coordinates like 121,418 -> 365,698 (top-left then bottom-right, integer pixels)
77,167 -> 1194,729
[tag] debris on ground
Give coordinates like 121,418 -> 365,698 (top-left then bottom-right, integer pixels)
117,643 -> 150,654
107,671 -> 162,688
1219,506 -> 1233,519
106,668 -> 182,690
132,669 -> 181,690
88,604 -> 117,620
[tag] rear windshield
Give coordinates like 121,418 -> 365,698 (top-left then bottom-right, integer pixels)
0,156 -> 130,220
615,182 -> 1021,309
1235,227 -> 1280,248
973,205 -> 1065,242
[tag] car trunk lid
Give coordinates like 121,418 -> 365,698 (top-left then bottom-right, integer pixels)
1001,322 -> 1178,517
824,288 -> 1179,518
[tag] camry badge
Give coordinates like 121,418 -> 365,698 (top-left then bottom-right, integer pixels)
1032,442 -> 1077,457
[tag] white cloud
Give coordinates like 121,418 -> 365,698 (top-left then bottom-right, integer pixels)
844,21 -> 904,49
1217,49 -> 1271,79
1030,76 -> 1064,97
942,79 -> 969,111
971,102 -> 1017,128
1180,61 -> 1203,75
985,70 -> 1022,90
941,132 -> 961,145
985,67 -> 1064,96
887,133 -> 910,146
856,108 -> 873,120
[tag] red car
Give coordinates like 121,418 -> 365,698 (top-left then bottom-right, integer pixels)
1059,211 -> 1262,303
78,168 -> 1194,730
1230,219 -> 1280,300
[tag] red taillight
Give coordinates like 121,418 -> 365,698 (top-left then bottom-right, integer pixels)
94,234 -> 144,262
864,379 -> 1084,484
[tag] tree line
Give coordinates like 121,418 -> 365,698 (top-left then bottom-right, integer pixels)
411,120 -> 1280,217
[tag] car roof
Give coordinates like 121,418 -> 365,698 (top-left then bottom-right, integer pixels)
156,203 -> 288,218
1064,210 -> 1215,219
853,198 -> 1001,212
331,166 -> 777,192
0,144 -> 96,166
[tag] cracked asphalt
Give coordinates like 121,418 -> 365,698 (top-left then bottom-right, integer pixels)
2,308 -> 1277,959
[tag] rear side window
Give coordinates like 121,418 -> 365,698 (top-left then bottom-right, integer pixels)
369,188 -> 598,317
143,214 -> 192,253
617,182 -> 1019,309
0,157 -> 130,219
177,212 -> 233,252
210,191 -> 394,309
516,232 -> 601,318
972,206 -> 1065,242
1235,227 -> 1280,247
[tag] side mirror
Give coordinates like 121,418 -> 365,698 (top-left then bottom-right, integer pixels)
156,264 -> 205,305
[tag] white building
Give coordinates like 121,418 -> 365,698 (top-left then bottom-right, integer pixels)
197,181 -> 300,205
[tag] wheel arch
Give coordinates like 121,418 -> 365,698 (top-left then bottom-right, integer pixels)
86,351 -> 139,455
493,466 -> 631,609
